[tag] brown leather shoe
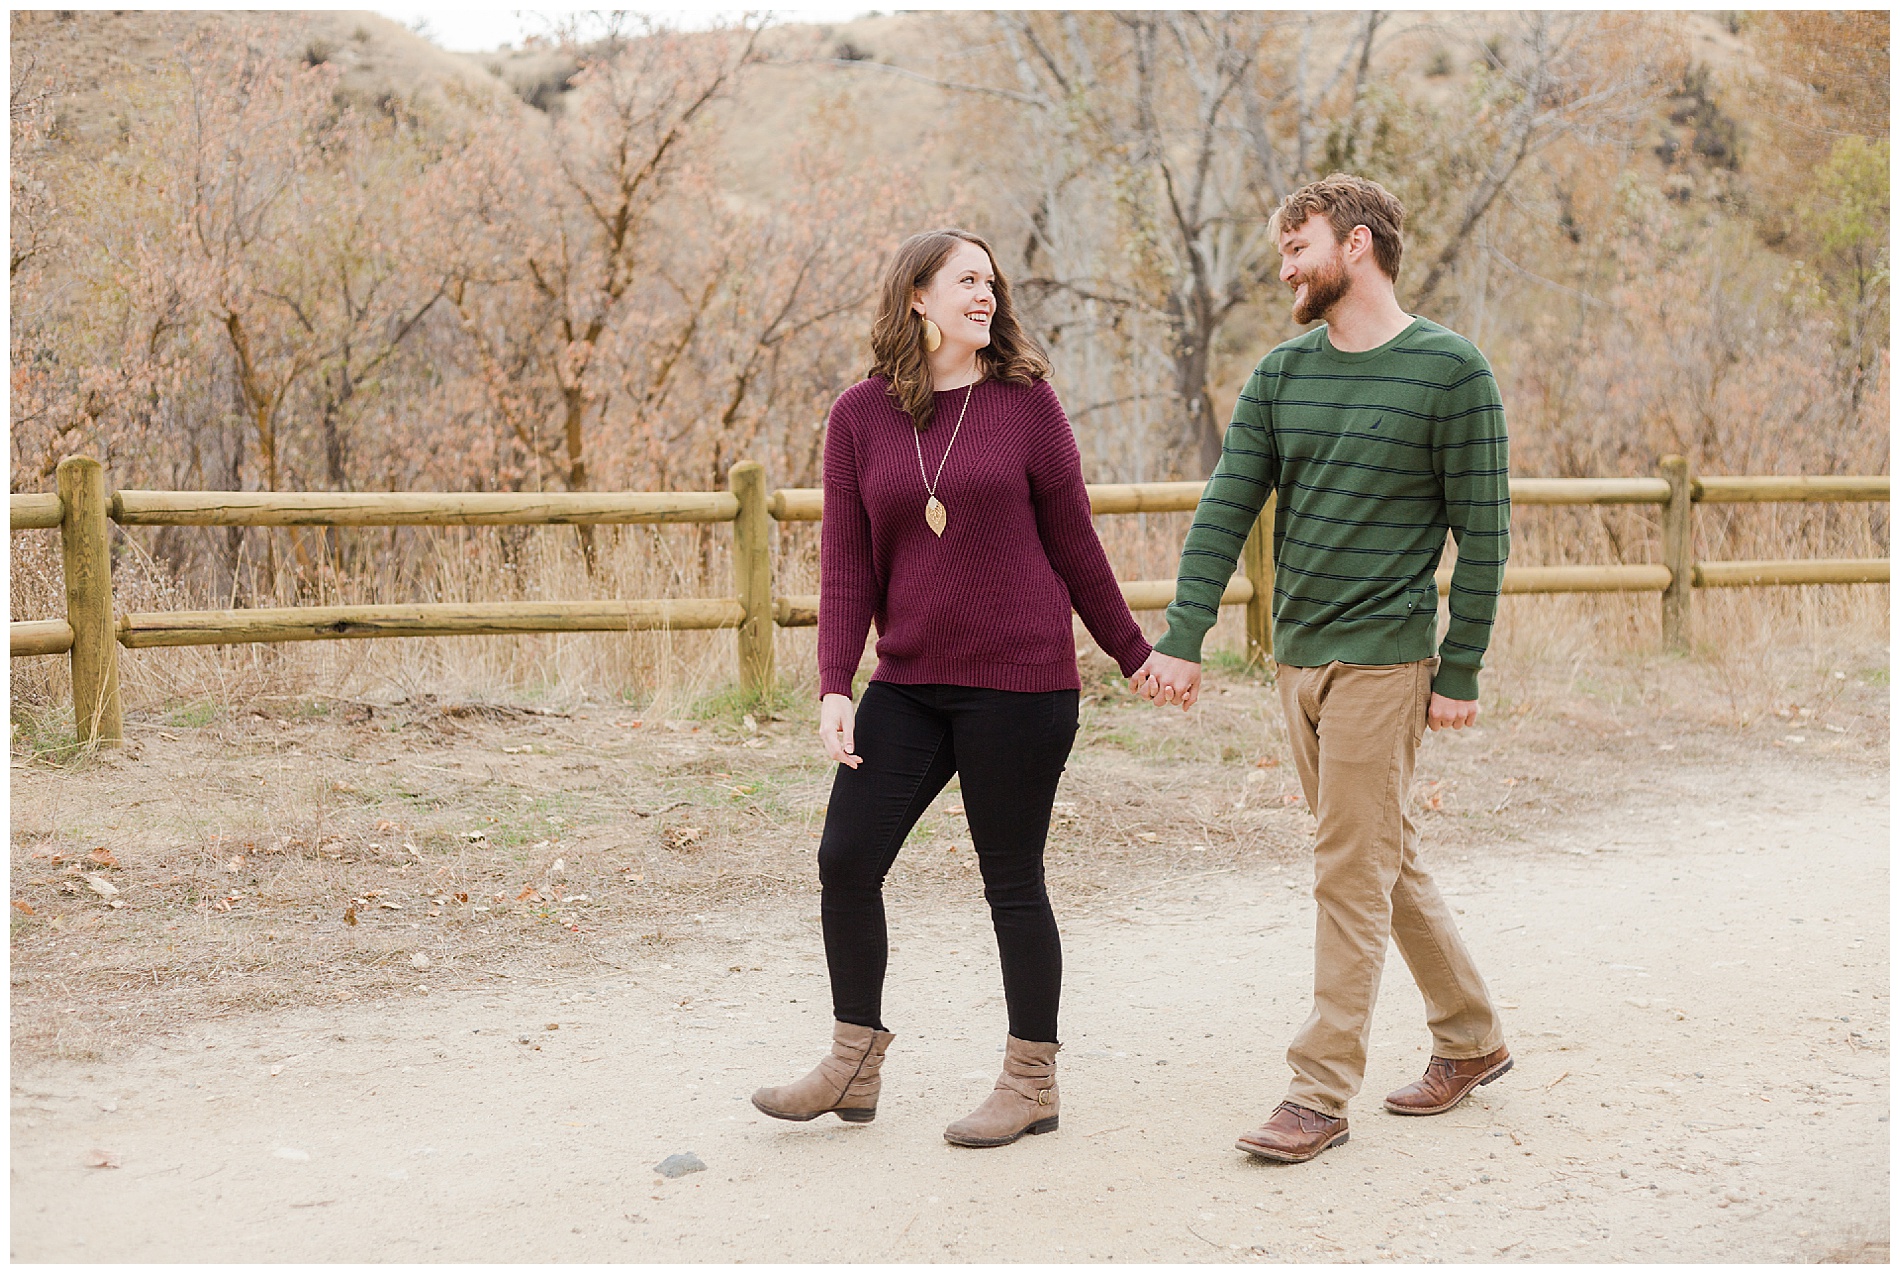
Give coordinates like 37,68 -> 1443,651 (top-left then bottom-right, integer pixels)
1383,1045 -> 1512,1115
1234,1101 -> 1349,1163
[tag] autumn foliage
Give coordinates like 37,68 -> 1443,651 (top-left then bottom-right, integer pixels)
8,11 -> 1888,707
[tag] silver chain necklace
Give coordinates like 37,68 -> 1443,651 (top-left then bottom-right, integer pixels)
914,381 -> 976,537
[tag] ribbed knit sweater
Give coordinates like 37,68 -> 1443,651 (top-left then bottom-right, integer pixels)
1154,317 -> 1510,701
819,376 -> 1152,698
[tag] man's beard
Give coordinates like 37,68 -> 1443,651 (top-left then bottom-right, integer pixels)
1291,259 -> 1350,325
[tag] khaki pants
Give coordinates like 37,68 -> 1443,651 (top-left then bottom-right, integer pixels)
1277,659 -> 1504,1116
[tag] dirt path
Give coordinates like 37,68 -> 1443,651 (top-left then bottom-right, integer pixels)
9,746 -> 1886,1262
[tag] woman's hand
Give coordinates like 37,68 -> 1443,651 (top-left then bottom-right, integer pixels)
820,693 -> 862,768
1129,651 -> 1202,710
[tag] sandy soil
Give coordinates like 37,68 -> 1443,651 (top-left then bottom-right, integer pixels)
9,732 -> 1888,1261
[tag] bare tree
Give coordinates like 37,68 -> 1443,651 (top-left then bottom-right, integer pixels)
1406,13 -> 1667,311
932,12 -> 1390,472
445,19 -> 760,502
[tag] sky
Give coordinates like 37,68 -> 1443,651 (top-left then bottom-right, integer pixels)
371,6 -> 877,52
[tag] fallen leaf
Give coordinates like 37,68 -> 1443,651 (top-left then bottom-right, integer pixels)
344,905 -> 358,926
516,885 -> 537,902
84,1149 -> 120,1169
378,901 -> 402,911
12,900 -> 35,915
455,892 -> 468,903
375,820 -> 400,833
663,827 -> 704,851
87,848 -> 118,869
85,875 -> 119,899
546,1022 -> 560,1031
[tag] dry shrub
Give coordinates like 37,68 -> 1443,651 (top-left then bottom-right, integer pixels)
6,11 -> 1887,726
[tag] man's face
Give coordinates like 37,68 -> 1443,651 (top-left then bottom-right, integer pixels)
1277,215 -> 1351,325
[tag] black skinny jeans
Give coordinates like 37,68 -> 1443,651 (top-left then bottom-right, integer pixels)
819,681 -> 1079,1043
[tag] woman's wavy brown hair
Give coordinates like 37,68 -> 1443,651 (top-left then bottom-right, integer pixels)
868,228 -> 1050,432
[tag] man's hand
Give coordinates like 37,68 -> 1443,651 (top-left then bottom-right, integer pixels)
1130,651 -> 1202,710
820,692 -> 861,767
1427,693 -> 1478,731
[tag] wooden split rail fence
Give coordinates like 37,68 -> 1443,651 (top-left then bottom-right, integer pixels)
10,455 -> 1889,745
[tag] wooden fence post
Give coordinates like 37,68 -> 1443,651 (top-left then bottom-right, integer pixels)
1659,454 -> 1694,650
1241,491 -> 1276,668
729,461 -> 774,695
57,455 -> 122,744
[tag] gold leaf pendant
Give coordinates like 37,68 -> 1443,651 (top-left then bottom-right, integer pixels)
925,495 -> 947,537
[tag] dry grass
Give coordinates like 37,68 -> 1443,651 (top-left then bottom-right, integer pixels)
10,467 -> 1889,1065
9,480 -> 1886,725
9,581 -> 1887,1064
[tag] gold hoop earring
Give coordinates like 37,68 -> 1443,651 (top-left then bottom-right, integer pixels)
920,318 -> 942,353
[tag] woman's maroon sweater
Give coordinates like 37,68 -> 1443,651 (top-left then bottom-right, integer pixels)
818,375 -> 1153,698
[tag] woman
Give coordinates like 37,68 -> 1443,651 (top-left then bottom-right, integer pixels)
750,229 -> 1153,1148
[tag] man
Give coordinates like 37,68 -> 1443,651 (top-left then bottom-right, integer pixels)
1132,173 -> 1512,1164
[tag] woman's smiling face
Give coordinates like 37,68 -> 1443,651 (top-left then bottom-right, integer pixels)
911,239 -> 996,353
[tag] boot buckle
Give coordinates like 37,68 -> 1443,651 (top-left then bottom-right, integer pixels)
1035,1089 -> 1052,1105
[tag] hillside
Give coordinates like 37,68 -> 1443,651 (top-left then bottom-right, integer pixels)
8,10 -> 1885,703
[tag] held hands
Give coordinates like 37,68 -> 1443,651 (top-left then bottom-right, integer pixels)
1129,651 -> 1202,711
1427,693 -> 1479,731
1125,654 -> 1478,728
820,692 -> 862,768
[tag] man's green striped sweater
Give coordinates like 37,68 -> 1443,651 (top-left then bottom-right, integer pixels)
1154,316 -> 1509,701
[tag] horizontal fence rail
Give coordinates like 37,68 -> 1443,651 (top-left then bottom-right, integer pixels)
1693,476 -> 1892,503
9,455 -> 1889,744
1694,558 -> 1891,588
11,619 -> 74,658
11,493 -> 63,530
110,489 -> 740,526
115,599 -> 747,649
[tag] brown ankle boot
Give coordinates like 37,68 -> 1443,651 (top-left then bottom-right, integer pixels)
751,1020 -> 895,1124
943,1035 -> 1059,1148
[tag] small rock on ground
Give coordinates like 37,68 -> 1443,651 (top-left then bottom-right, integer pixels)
654,1152 -> 706,1179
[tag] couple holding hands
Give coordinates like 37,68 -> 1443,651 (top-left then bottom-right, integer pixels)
751,174 -> 1513,1165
